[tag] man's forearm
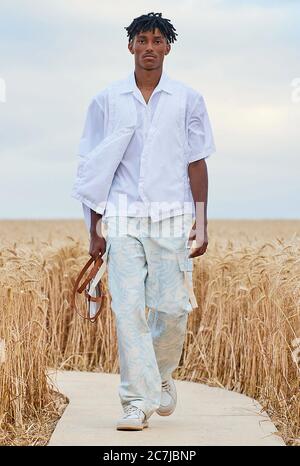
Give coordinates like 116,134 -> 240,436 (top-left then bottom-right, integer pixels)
188,158 -> 208,227
90,209 -> 103,236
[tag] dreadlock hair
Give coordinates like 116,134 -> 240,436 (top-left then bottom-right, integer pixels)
124,12 -> 178,45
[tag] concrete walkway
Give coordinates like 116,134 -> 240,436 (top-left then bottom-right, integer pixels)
48,370 -> 285,446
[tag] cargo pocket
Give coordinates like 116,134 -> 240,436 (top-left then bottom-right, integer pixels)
105,241 -> 111,265
177,248 -> 198,310
104,241 -> 112,303
177,248 -> 194,273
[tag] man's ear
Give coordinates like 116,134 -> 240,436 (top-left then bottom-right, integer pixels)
165,43 -> 171,56
128,40 -> 134,55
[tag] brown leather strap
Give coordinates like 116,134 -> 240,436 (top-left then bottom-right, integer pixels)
70,255 -> 105,323
77,256 -> 102,293
84,288 -> 102,302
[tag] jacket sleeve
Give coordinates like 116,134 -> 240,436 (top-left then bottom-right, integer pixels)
187,94 -> 216,164
72,96 -> 105,232
78,97 -> 105,157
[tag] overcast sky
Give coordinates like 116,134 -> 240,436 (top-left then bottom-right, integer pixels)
1,0 -> 299,220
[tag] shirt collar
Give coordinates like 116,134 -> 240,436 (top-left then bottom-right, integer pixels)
119,69 -> 173,95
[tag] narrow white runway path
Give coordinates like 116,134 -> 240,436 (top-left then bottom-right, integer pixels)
48,370 -> 285,446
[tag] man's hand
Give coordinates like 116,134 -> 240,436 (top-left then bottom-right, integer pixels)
187,220 -> 208,258
89,210 -> 105,259
187,159 -> 209,258
89,231 -> 106,260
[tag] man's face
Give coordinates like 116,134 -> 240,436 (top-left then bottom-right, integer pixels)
128,27 -> 171,71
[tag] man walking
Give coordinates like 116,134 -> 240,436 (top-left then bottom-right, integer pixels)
71,12 -> 216,431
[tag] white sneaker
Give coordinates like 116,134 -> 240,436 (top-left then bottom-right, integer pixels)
156,378 -> 177,416
116,405 -> 149,431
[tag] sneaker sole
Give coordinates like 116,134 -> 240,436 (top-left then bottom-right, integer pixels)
116,420 -> 149,431
156,406 -> 176,416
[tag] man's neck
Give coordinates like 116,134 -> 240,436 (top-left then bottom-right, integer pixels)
134,67 -> 163,91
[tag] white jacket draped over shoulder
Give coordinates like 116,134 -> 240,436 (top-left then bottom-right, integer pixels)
71,70 -> 216,231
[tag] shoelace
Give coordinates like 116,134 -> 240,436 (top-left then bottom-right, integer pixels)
124,405 -> 144,418
162,380 -> 172,392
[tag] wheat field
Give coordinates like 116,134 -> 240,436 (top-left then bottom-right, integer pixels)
0,219 -> 299,445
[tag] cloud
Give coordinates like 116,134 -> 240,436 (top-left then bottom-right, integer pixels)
1,0 -> 299,219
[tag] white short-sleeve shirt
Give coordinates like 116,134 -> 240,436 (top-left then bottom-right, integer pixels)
72,70 -> 216,229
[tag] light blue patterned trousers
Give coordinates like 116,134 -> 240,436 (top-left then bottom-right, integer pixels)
104,214 -> 195,419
